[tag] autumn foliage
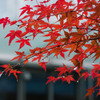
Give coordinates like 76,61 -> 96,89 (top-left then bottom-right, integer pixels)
0,0 -> 100,98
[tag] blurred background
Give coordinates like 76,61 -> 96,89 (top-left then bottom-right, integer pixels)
0,0 -> 100,100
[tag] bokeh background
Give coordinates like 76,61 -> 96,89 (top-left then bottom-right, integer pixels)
0,0 -> 100,100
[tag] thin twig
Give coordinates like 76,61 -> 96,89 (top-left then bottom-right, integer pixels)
24,27 -> 100,38
20,36 -> 100,64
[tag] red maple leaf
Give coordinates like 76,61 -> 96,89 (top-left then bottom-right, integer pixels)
20,5 -> 33,17
5,30 -> 22,45
0,17 -> 10,29
0,64 -> 22,80
46,76 -> 56,84
46,76 -> 60,84
0,64 -> 11,74
79,72 -> 90,80
77,0 -> 81,4
92,63 -> 100,71
15,38 -> 32,49
56,64 -> 69,76
8,69 -> 22,80
85,87 -> 94,99
97,91 -> 100,97
61,75 -> 76,84
50,46 -> 68,58
39,61 -> 48,71
11,51 -> 25,62
10,20 -> 17,26
40,0 -> 50,3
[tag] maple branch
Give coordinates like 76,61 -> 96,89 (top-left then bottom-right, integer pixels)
24,27 -> 100,38
11,33 -> 100,70
17,8 -> 100,29
34,9 -> 100,23
15,9 -> 100,40
77,13 -> 100,23
16,36 -> 100,66
84,50 -> 97,61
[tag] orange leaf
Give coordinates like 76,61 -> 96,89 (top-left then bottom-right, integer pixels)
11,51 -> 25,62
15,38 -> 31,49
56,64 -> 69,76
0,17 -> 10,29
9,69 -> 23,80
5,30 -> 22,45
39,62 -> 48,71
46,76 -> 59,84
85,87 -> 94,99
20,5 -> 33,17
61,75 -> 75,84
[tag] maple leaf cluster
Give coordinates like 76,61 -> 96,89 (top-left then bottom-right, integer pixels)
0,64 -> 22,80
0,0 -> 100,98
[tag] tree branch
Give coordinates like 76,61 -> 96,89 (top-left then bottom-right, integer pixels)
24,27 -> 100,38
18,36 -> 100,65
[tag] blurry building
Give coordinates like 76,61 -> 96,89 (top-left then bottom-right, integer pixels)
0,55 -> 98,100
